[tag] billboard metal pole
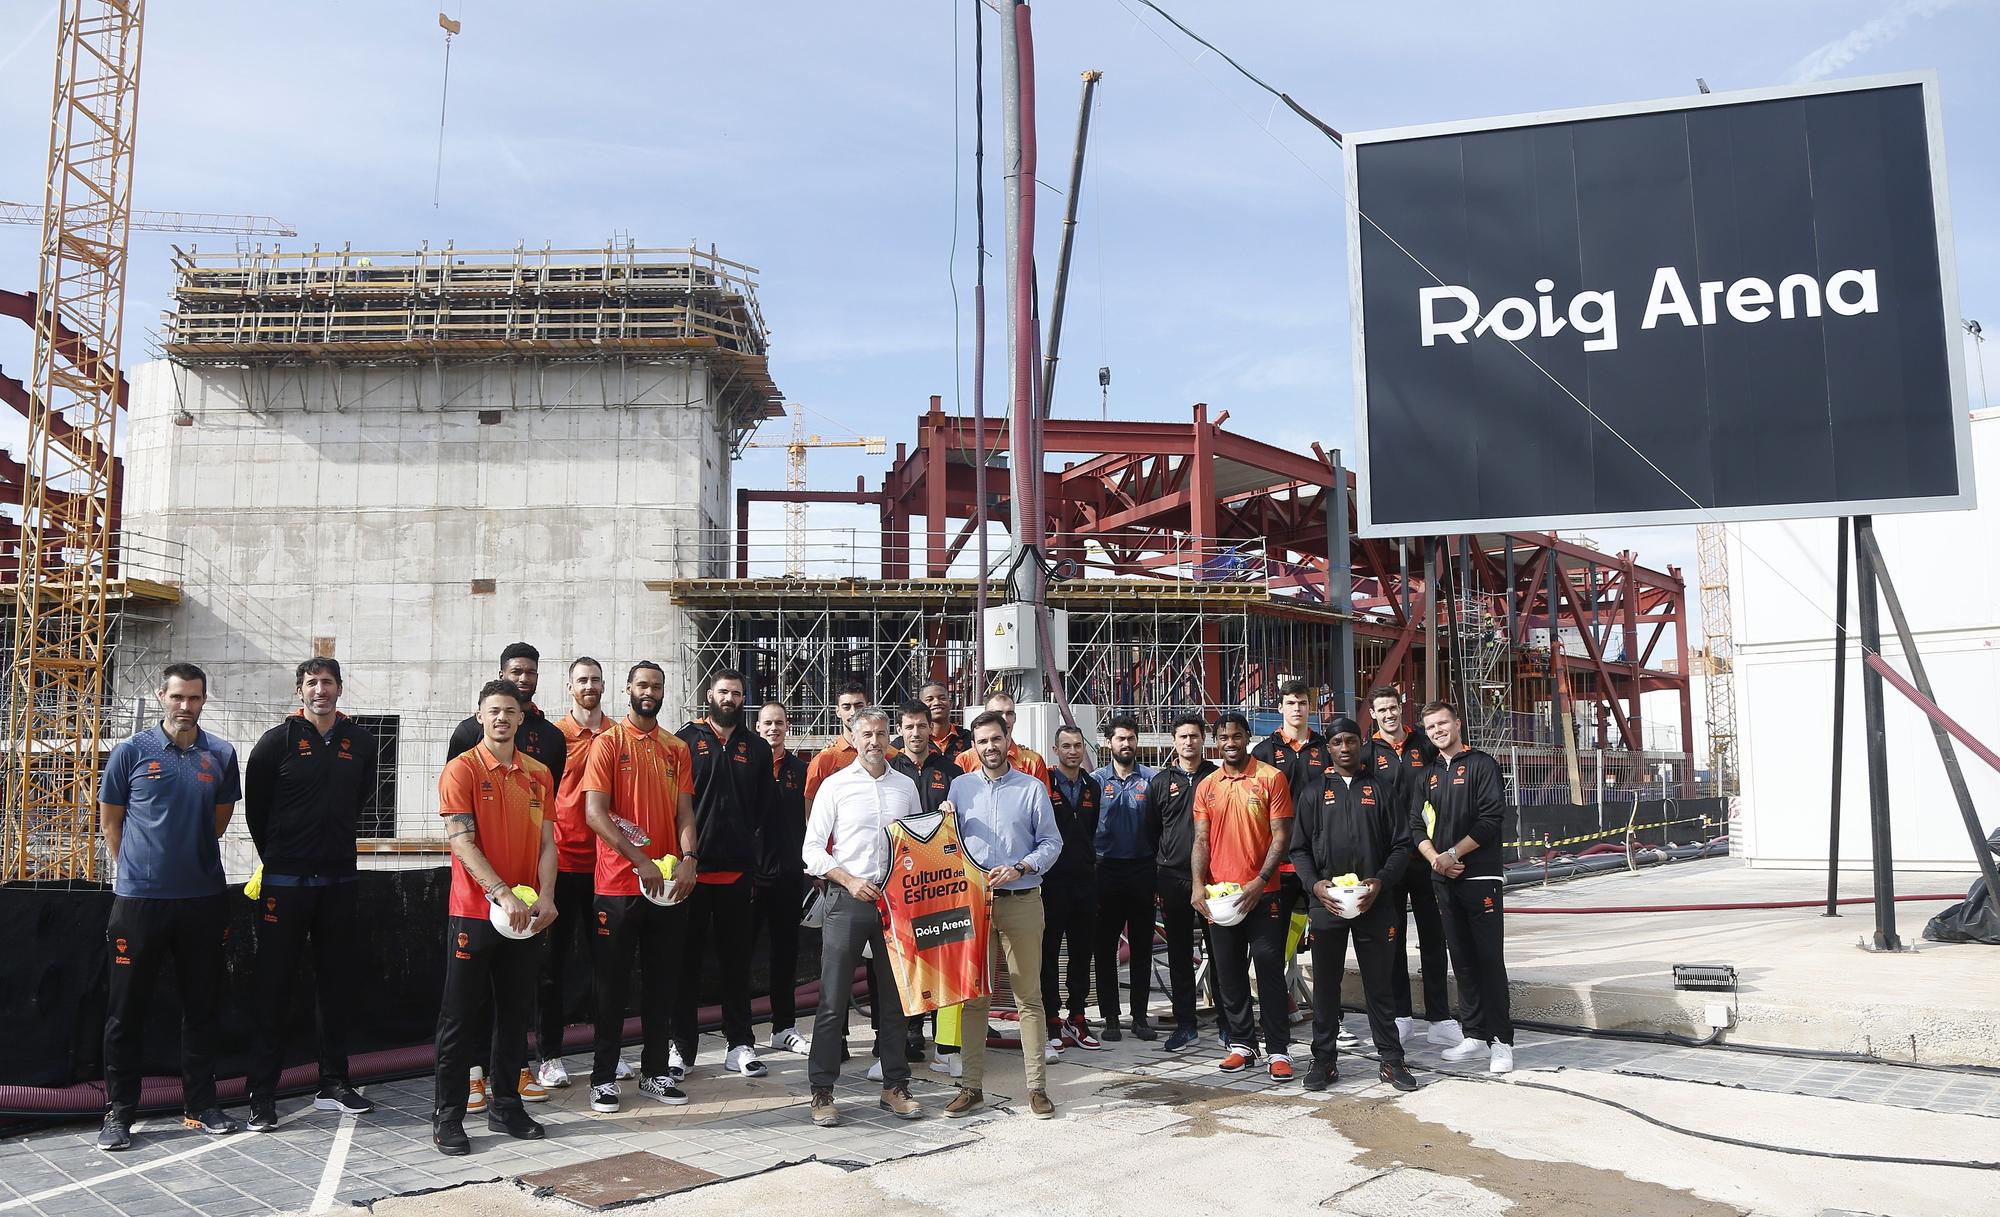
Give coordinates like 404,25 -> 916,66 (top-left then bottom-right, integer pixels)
1826,517 -> 1849,917
1852,515 -> 1901,951
1328,451 -> 1355,716
1855,525 -> 2000,912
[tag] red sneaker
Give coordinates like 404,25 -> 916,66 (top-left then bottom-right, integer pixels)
1267,1055 -> 1295,1083
1219,1048 -> 1256,1073
1063,1018 -> 1103,1051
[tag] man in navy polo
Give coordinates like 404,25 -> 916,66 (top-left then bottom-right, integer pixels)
96,662 -> 245,1152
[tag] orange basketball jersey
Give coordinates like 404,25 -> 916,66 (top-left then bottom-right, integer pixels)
880,811 -> 992,1016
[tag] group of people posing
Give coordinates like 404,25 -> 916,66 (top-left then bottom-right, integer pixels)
91,645 -> 1514,1160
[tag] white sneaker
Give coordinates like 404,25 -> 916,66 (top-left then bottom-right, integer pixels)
1488,1043 -> 1514,1074
1426,1019 -> 1466,1048
667,1044 -> 687,1082
466,1066 -> 487,1114
538,1058 -> 570,1089
1044,1038 -> 1062,1064
725,1045 -> 768,1078
1394,1017 -> 1414,1043
1441,1037 -> 1490,1062
771,1026 -> 809,1054
865,1060 -> 884,1082
929,1054 -> 964,1078
616,1057 -> 637,1080
1336,1024 -> 1359,1049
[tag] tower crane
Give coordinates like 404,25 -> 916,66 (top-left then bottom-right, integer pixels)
745,405 -> 885,577
0,201 -> 296,237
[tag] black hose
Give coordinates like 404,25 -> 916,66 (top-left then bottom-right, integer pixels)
1440,1073 -> 2000,1171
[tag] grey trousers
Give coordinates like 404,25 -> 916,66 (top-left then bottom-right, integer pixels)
808,888 -> 911,1089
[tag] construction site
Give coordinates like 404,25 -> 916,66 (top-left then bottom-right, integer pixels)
0,4 -> 1995,1217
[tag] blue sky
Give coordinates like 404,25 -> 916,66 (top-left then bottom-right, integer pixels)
2,0 -> 1996,594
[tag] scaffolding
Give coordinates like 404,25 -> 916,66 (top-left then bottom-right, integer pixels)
659,572 -> 1344,746
159,241 -> 784,446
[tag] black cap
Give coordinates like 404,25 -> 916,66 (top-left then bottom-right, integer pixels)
1328,715 -> 1362,738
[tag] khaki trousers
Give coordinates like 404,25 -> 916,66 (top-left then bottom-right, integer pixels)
959,887 -> 1046,1093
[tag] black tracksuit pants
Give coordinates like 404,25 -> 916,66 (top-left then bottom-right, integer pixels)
1389,859 -> 1452,1022
1155,868 -> 1200,1029
1094,859 -> 1155,1024
1039,873 -> 1095,1028
1306,900 -> 1401,1064
592,894 -> 682,1084
1435,878 -> 1512,1046
1209,889 -> 1289,1056
748,873 -> 806,1034
248,880 -> 358,1102
672,877 -> 755,1059
104,893 -> 229,1121
433,916 -> 538,1118
535,869 -> 597,1063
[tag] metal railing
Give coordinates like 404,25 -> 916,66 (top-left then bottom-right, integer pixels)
657,527 -> 1274,590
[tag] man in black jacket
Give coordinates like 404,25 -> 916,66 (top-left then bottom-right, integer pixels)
752,701 -> 811,1055
447,642 -> 567,788
1044,724 -> 1103,1054
1411,701 -> 1514,1074
1147,712 -> 1215,1053
243,657 -> 378,1131
1289,716 -> 1417,1093
672,669 -> 775,1079
1361,685 -> 1461,1049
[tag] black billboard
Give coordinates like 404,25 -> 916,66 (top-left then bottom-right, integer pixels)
1346,73 -> 1972,536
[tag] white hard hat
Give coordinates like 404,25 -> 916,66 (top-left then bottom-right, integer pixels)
489,885 -> 538,939
1207,896 -> 1249,927
642,856 -> 684,907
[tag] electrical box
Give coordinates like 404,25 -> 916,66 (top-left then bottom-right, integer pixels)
984,603 -> 1069,672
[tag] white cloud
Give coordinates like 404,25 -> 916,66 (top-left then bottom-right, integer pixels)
1788,0 -> 1962,83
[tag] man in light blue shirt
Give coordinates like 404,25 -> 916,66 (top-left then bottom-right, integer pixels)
940,710 -> 1061,1120
1091,714 -> 1159,1040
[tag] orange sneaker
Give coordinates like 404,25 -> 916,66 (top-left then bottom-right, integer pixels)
466,1067 -> 488,1114
1219,1048 -> 1256,1073
1267,1055 -> 1295,1083
517,1069 -> 549,1104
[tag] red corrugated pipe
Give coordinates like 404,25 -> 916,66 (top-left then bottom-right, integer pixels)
1512,893 -> 1964,915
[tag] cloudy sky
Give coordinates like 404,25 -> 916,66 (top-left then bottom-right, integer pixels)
2,0 -> 1995,596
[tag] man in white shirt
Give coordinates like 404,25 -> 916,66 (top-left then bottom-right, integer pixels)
801,707 -> 925,1127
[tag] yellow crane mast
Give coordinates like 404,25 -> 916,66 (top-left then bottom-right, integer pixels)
4,0 -> 145,881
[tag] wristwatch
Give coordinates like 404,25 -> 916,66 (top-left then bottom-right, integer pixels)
1443,847 -> 1459,864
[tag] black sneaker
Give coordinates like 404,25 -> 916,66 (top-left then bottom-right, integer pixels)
314,1083 -> 374,1115
96,1118 -> 133,1152
906,1030 -> 927,1061
432,1115 -> 470,1156
1379,1061 -> 1419,1092
246,1100 -> 280,1133
1303,1059 -> 1337,1091
183,1108 -> 242,1136
1163,1024 -> 1200,1053
1101,1018 -> 1124,1042
486,1105 -> 545,1140
1131,1017 -> 1158,1042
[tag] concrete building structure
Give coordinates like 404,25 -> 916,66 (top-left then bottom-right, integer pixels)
115,243 -> 781,863
1732,406 -> 2000,870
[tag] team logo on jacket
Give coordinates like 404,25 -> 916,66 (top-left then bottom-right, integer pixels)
1482,895 -> 1495,910
457,931 -> 470,948
904,855 -> 916,871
